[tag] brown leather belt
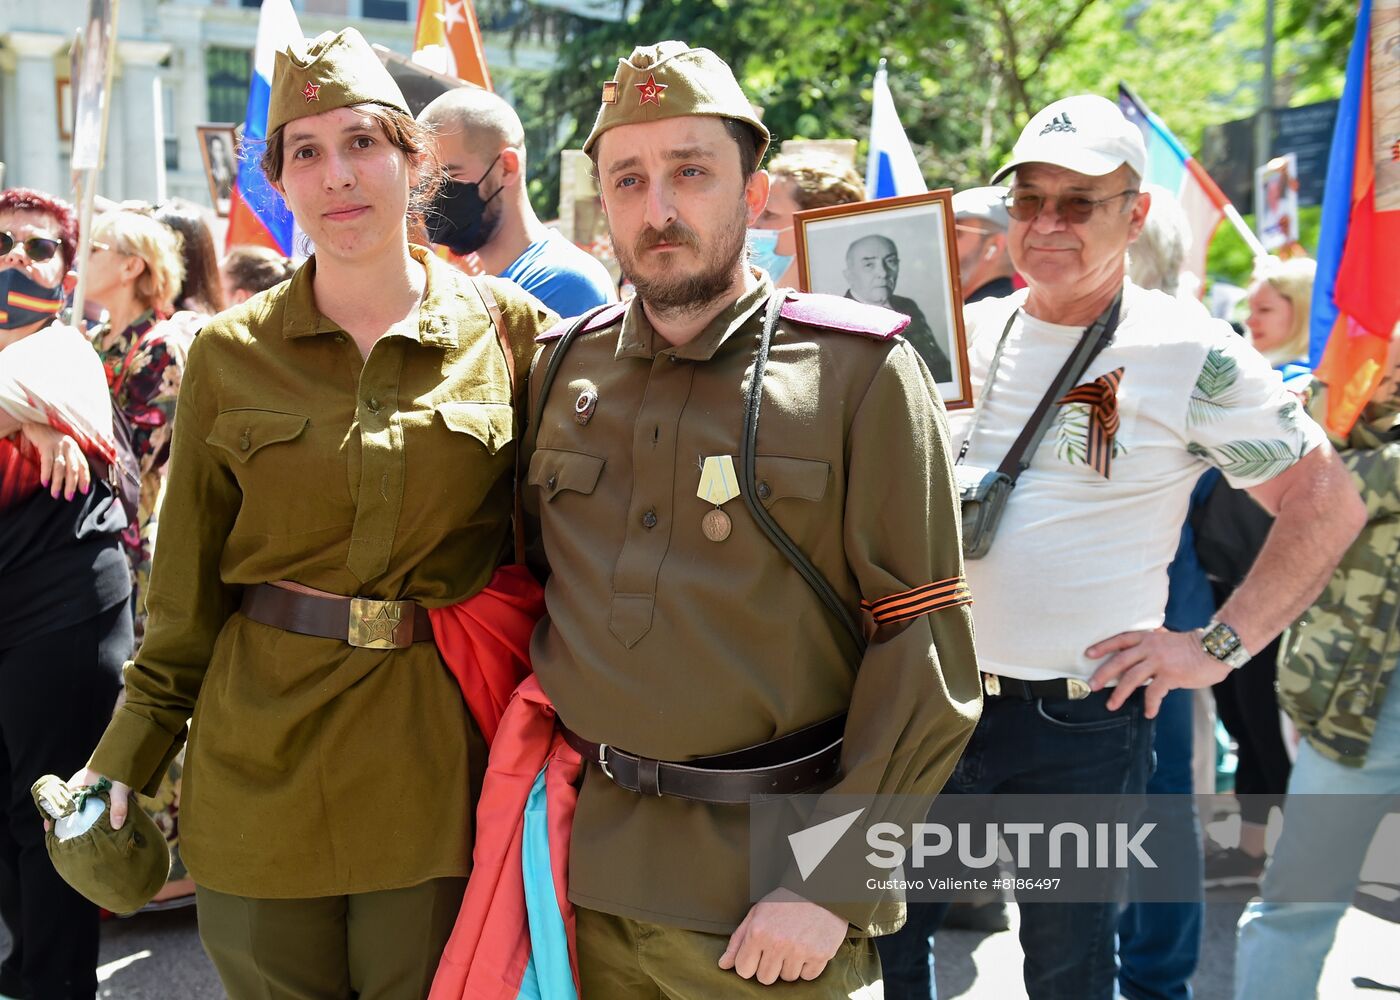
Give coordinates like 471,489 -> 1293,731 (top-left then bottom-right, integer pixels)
560,714 -> 845,804
240,583 -> 433,650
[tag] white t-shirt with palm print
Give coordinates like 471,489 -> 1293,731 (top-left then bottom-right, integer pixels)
948,281 -> 1326,681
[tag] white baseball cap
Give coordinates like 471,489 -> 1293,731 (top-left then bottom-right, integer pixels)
952,186 -> 1010,231
992,95 -> 1147,185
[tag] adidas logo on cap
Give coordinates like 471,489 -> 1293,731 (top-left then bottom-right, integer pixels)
991,94 -> 1147,185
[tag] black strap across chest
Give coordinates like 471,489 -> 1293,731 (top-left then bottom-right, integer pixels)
531,294 -> 866,657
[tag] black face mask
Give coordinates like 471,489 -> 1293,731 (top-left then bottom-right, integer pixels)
0,268 -> 64,330
425,155 -> 504,255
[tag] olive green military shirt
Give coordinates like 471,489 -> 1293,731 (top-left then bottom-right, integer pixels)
525,273 -> 982,935
89,248 -> 554,898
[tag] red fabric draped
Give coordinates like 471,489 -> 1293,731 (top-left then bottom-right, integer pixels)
427,567 -> 582,1000
429,563 -> 542,744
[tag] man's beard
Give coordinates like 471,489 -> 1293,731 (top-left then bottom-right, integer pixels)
614,204 -> 747,316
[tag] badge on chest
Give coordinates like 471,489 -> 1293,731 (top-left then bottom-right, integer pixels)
570,380 -> 599,426
697,455 -> 740,542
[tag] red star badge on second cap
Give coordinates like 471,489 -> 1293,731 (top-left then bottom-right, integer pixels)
636,73 -> 667,107
301,81 -> 321,103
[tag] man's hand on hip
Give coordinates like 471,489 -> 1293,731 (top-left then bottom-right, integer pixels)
718,888 -> 848,984
1086,628 -> 1231,717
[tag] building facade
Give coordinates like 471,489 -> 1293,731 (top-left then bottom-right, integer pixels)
0,0 -> 561,212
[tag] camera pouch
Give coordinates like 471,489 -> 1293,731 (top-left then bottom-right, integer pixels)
954,465 -> 1014,560
953,293 -> 1123,561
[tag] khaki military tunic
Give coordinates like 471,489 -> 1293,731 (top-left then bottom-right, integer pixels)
525,273 -> 981,935
89,248 -> 554,898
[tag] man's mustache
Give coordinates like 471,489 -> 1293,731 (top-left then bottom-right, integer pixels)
635,223 -> 700,254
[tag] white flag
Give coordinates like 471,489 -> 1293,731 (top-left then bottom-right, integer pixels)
865,61 -> 927,199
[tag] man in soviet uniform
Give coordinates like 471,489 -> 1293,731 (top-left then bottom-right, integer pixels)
523,41 -> 980,996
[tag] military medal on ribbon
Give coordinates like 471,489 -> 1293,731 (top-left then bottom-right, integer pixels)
696,455 -> 740,541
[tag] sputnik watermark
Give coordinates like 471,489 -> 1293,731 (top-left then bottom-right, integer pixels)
788,809 -> 866,880
788,808 -> 1156,879
865,820 -> 1157,871
753,793 -> 1400,904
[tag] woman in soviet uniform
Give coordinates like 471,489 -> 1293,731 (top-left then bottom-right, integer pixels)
77,28 -> 553,997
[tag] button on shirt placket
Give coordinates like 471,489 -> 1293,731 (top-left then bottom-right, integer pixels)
346,341 -> 406,583
607,351 -> 695,648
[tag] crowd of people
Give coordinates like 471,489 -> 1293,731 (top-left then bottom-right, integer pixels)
0,190 -> 298,997
0,24 -> 1395,1000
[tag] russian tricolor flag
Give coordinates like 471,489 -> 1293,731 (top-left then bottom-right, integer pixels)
1118,84 -> 1260,284
865,60 -> 926,199
1309,0 -> 1400,435
225,0 -> 302,255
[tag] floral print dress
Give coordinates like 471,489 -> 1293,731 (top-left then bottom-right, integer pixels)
95,310 -> 189,627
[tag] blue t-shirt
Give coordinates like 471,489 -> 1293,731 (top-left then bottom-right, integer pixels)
499,230 -> 615,319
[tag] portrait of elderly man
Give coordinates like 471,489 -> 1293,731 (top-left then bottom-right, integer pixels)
842,233 -> 951,381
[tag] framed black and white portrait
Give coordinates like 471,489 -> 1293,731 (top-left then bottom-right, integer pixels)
197,124 -> 238,218
794,190 -> 972,410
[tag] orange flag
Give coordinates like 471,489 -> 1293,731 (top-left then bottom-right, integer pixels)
413,0 -> 492,91
1309,0 -> 1400,435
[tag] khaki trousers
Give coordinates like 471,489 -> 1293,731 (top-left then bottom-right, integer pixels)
576,906 -> 884,999
195,878 -> 466,1000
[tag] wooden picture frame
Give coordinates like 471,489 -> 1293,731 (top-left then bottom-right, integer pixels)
56,78 -> 73,141
1255,152 -> 1300,253
197,124 -> 238,218
794,190 -> 972,410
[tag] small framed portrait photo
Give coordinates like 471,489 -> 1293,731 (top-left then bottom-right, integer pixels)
197,124 -> 238,218
794,190 -> 972,410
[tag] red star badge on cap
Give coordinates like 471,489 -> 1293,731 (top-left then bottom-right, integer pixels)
301,81 -> 321,103
636,73 -> 667,107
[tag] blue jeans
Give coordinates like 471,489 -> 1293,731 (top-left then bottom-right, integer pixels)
1234,683 -> 1400,1000
876,687 -> 1155,1000
1117,689 -> 1203,1000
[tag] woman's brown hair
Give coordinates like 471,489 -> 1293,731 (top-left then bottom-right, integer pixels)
155,201 -> 227,315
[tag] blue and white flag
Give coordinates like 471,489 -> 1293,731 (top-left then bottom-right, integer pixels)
865,61 -> 926,199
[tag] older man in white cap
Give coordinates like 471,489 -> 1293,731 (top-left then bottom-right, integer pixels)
952,185 -> 1016,303
876,93 -> 1364,1000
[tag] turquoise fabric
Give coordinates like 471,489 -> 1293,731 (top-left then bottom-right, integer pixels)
517,766 -> 576,1000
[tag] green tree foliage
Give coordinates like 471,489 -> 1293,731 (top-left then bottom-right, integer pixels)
491,0 -> 1350,286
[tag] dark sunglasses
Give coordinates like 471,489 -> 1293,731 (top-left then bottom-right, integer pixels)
0,231 -> 63,262
1003,190 -> 1139,224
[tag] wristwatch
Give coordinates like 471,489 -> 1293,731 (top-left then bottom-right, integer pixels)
1200,618 -> 1251,669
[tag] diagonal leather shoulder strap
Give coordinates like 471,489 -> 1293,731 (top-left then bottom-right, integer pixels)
740,291 -> 867,657
528,302 -> 619,436
995,292 -> 1122,481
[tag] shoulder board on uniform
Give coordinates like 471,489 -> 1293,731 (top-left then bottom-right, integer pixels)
537,301 -> 628,342
779,292 -> 909,341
